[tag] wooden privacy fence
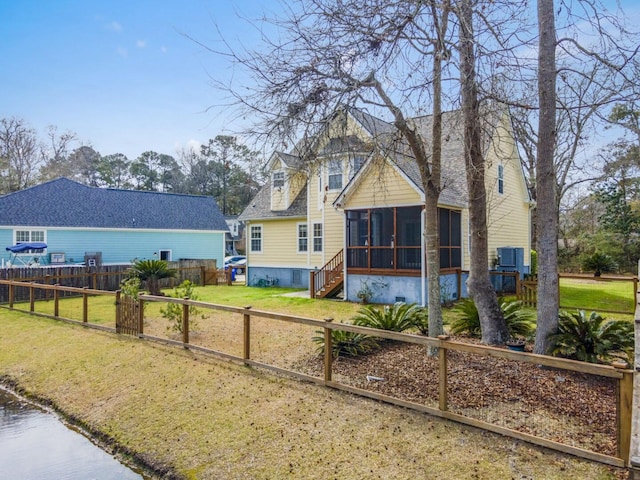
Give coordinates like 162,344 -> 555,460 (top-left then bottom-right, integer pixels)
0,278 -> 634,468
0,261 -> 230,303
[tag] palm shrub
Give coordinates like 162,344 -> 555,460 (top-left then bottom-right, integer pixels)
351,302 -> 421,332
127,259 -> 177,296
581,252 -> 617,277
312,327 -> 379,358
548,310 -> 634,364
449,297 -> 535,339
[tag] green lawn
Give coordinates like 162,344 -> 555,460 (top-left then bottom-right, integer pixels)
559,277 -> 636,319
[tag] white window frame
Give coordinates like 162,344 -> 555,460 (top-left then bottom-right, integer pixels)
13,229 -> 47,254
313,223 -> 323,252
498,164 -> 504,195
250,224 -> 263,253
272,171 -> 285,188
350,155 -> 366,178
158,249 -> 172,261
297,223 -> 308,253
327,159 -> 343,190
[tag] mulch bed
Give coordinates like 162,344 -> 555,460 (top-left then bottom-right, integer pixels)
297,340 -> 618,456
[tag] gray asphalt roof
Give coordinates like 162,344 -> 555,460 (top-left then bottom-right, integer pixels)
240,106 -> 510,220
238,178 -> 307,221
0,178 -> 229,231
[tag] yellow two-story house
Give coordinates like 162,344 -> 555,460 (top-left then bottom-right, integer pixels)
238,106 -> 533,304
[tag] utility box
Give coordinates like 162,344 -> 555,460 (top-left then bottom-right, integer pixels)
494,247 -> 526,292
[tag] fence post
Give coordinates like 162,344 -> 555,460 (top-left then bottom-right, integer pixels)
115,290 -> 121,333
45,274 -> 50,301
54,284 -> 60,317
613,361 -> 633,465
310,271 -> 316,299
182,297 -> 189,345
9,280 -> 14,309
243,306 -> 252,362
138,297 -> 145,335
201,266 -> 206,286
82,287 -> 88,323
634,276 -> 638,309
438,335 -> 449,411
29,282 -> 35,312
324,318 -> 334,382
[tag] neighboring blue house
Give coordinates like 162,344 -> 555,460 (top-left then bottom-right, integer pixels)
0,178 -> 229,267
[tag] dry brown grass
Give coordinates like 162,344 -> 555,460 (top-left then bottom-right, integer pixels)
0,306 -> 628,480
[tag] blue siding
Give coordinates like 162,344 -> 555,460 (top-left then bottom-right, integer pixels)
0,228 -> 225,266
346,272 -> 468,305
246,266 -> 310,289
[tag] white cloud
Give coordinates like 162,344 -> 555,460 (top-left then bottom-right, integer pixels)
160,46 -> 168,54
136,40 -> 147,49
116,46 -> 128,58
107,21 -> 123,33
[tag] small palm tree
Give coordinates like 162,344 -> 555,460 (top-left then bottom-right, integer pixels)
581,252 -> 617,277
450,297 -> 535,339
352,302 -> 421,332
548,310 -> 634,364
128,259 -> 177,296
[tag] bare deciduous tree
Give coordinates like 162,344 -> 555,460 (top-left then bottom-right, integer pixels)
0,117 -> 40,193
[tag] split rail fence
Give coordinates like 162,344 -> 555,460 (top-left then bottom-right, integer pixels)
0,278 -> 634,469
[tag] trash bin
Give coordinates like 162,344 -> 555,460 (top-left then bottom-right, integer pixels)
231,268 -> 237,281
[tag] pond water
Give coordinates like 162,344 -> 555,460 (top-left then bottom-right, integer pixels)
0,387 -> 144,479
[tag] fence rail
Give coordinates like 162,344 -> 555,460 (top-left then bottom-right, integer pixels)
0,279 -> 634,468
0,260 -> 231,303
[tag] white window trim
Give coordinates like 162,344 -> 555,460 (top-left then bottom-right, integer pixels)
13,229 -> 47,255
327,159 -> 343,191
158,249 -> 172,261
272,171 -> 285,189
498,164 -> 504,195
297,222 -> 308,254
250,224 -> 263,253
313,222 -> 323,253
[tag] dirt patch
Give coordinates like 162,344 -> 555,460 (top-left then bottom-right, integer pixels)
296,341 -> 618,456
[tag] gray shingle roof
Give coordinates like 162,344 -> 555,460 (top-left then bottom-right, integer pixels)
0,178 -> 229,231
238,178 -> 307,221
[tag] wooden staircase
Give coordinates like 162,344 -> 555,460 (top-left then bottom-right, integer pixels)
310,249 -> 344,299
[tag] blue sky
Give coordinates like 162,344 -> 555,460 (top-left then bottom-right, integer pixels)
0,0 -> 279,159
1,0 -> 638,161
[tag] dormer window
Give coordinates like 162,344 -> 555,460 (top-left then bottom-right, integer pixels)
328,159 -> 343,190
272,171 -> 285,188
350,156 -> 366,179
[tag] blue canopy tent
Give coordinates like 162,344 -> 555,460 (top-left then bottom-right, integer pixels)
6,242 -> 48,266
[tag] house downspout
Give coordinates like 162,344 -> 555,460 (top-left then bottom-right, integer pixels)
421,208 -> 426,307
342,209 -> 348,301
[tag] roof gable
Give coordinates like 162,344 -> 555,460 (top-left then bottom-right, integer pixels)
0,178 -> 229,231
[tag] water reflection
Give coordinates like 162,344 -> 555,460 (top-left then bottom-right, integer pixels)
0,388 -> 143,479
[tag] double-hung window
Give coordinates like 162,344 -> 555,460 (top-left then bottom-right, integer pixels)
313,223 -> 323,252
498,164 -> 504,194
298,224 -> 308,252
14,229 -> 46,253
328,159 -> 343,190
250,225 -> 262,253
272,171 -> 285,188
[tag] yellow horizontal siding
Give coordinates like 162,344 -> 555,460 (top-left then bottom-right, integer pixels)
346,161 -> 422,208
484,113 -> 531,267
246,219 -> 309,268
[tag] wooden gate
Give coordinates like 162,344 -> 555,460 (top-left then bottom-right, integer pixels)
519,280 -> 537,307
116,293 -> 139,335
204,268 -> 231,286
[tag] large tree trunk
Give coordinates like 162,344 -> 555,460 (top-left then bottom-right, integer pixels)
534,0 -> 559,355
457,0 -> 508,345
